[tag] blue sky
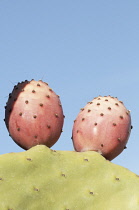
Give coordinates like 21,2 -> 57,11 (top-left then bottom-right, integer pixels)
0,1 -> 139,174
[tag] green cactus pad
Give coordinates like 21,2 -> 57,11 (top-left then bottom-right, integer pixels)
0,145 -> 139,210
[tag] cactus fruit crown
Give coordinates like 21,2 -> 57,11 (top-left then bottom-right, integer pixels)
4,81 -> 132,161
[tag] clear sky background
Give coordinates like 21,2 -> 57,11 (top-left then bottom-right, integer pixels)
0,1 -> 139,174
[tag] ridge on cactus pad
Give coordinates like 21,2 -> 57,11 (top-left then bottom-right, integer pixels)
0,145 -> 139,210
72,96 -> 132,160
4,79 -> 64,150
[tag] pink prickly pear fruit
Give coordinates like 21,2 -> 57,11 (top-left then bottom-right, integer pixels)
72,96 -> 132,160
4,79 -> 64,150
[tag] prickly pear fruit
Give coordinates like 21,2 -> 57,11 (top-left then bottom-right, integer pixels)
72,96 -> 132,160
0,145 -> 139,210
4,79 -> 64,150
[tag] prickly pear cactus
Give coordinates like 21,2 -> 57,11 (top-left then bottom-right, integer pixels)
72,96 -> 132,160
0,145 -> 139,210
4,79 -> 64,150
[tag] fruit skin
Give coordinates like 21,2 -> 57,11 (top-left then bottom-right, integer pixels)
0,145 -> 139,210
4,79 -> 64,150
72,96 -> 132,160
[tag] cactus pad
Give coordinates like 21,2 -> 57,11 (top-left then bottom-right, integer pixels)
0,145 -> 139,209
